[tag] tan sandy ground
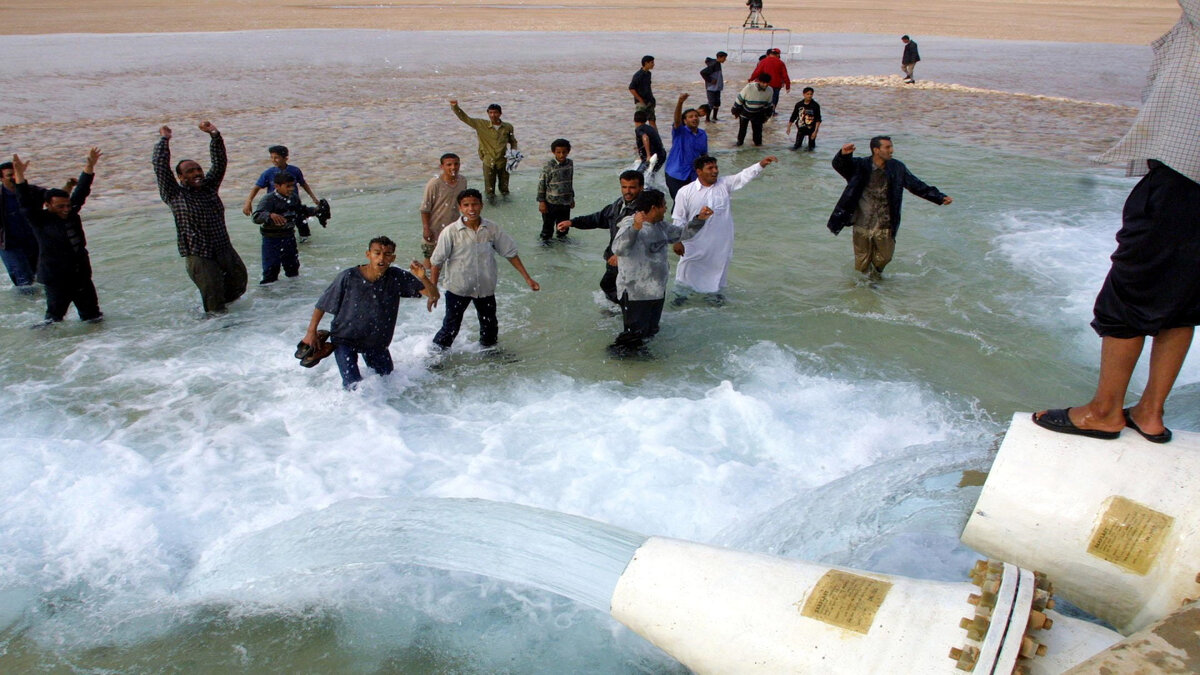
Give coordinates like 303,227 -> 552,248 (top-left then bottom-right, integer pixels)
0,0 -> 1181,44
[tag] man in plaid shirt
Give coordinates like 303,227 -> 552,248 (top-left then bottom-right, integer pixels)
153,121 -> 247,314
1033,0 -> 1200,444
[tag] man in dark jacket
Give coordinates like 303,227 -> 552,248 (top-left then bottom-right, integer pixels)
556,170 -> 644,304
827,136 -> 952,277
11,148 -> 104,323
0,160 -> 42,292
901,35 -> 921,83
700,52 -> 727,122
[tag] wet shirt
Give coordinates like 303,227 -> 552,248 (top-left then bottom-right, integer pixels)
612,214 -> 705,301
790,100 -> 822,126
316,265 -> 425,350
665,125 -> 709,182
252,190 -> 313,238
853,166 -> 891,232
1,185 -> 38,250
153,133 -> 235,258
420,173 -> 468,239
255,165 -> 307,191
671,162 -> 764,293
452,105 -> 518,163
635,123 -> 666,163
430,217 -> 519,298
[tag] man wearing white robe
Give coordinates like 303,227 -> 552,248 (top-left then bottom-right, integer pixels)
671,154 -> 776,298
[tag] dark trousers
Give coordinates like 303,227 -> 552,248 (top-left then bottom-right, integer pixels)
44,272 -> 101,322
770,86 -> 782,110
186,248 -> 248,313
705,90 -> 722,120
737,112 -> 767,146
433,291 -> 498,349
334,343 -> 393,389
295,218 -> 312,238
615,293 -> 664,347
666,174 -> 690,200
540,203 -> 571,240
793,128 -> 816,150
261,235 -> 300,283
600,264 -> 619,304
0,245 -> 38,287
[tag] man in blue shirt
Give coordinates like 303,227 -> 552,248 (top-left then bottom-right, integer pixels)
663,93 -> 709,199
0,161 -> 41,292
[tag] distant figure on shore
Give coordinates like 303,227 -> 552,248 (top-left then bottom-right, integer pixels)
664,93 -> 708,199
629,56 -> 657,129
251,171 -> 322,285
10,148 -> 104,323
302,236 -> 435,389
734,74 -> 774,147
901,35 -> 920,83
700,52 -> 728,122
672,154 -> 776,302
557,170 -> 645,304
743,0 -> 769,28
450,100 -> 518,204
748,47 -> 790,110
788,87 -> 822,151
634,110 -> 665,176
0,160 -> 42,293
429,189 -> 539,350
1032,0 -> 1200,444
610,189 -> 710,353
242,145 -> 321,242
537,138 -> 574,242
419,153 -> 467,268
153,121 -> 248,314
827,137 -> 952,279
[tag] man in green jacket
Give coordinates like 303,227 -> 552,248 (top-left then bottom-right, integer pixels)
450,100 -> 519,204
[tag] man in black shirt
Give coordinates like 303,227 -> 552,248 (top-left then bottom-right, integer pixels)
787,87 -> 823,151
628,55 -> 657,128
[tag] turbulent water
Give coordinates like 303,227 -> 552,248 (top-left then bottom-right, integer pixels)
1,30 -> 1197,673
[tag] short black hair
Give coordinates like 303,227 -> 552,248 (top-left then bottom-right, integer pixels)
273,171 -> 297,185
631,189 -> 665,213
174,159 -> 194,175
756,72 -> 772,83
44,188 -> 71,203
551,138 -> 571,152
693,155 -> 718,172
716,51 -> 727,58
368,236 -> 397,250
457,188 -> 483,204
440,152 -> 460,163
0,162 -> 12,172
268,145 -> 289,157
618,170 -> 644,185
901,35 -> 910,40
803,86 -> 814,94
634,110 -> 648,123
641,55 -> 655,65
486,103 -> 502,113
869,135 -> 892,150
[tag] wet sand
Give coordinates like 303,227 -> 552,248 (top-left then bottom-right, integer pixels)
0,0 -> 1180,44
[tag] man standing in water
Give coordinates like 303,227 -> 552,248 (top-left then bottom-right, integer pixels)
901,35 -> 921,83
556,170 -> 645,304
0,160 -> 42,293
419,153 -> 467,268
450,100 -> 518,204
826,137 -> 952,279
628,55 -> 657,129
153,121 -> 248,314
671,154 -> 776,302
1032,0 -> 1199,443
664,93 -> 708,199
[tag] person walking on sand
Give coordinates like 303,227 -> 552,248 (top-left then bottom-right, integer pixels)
901,35 -> 921,83
450,100 -> 518,204
153,121 -> 248,314
826,136 -> 952,279
1032,0 -> 1200,444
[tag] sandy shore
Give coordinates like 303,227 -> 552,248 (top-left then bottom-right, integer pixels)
0,0 -> 1180,44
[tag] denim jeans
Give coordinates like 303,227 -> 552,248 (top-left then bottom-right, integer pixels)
260,235 -> 299,283
433,291 -> 497,349
334,343 -> 393,389
0,246 -> 37,287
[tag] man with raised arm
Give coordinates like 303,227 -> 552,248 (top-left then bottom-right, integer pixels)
153,122 -> 247,314
671,154 -> 776,302
450,100 -> 518,204
663,93 -> 709,199
557,169 -> 645,304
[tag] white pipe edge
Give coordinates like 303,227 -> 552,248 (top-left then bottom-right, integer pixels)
608,537 -> 1121,674
962,413 -> 1200,634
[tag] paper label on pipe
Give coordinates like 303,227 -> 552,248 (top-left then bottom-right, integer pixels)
1087,496 -> 1174,575
799,570 -> 892,634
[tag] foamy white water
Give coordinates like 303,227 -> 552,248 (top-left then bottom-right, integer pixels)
1,29 -> 1197,672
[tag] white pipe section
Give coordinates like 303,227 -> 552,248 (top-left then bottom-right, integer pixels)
961,413 -> 1200,634
608,537 -> 1118,673
1061,601 -> 1200,673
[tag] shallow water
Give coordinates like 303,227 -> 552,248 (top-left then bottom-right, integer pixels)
1,30 -> 1196,673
